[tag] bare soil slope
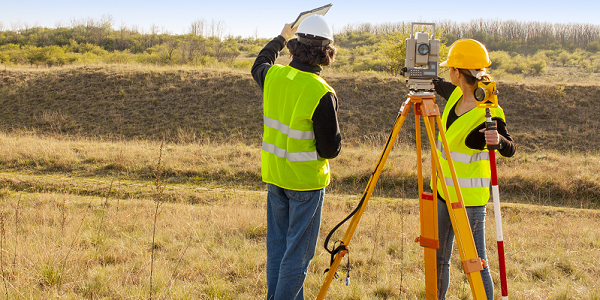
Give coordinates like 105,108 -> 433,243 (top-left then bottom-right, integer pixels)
1,66 -> 598,153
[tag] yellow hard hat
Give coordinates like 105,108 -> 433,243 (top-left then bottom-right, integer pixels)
439,39 -> 491,69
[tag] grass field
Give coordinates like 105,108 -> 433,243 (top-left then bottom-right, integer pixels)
1,178 -> 599,299
0,64 -> 599,299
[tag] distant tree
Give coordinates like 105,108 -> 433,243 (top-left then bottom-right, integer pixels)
213,37 -> 240,62
179,35 -> 207,64
378,30 -> 409,75
209,20 -> 225,39
189,19 -> 206,36
158,37 -> 179,63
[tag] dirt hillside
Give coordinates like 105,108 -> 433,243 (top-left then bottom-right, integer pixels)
1,66 -> 598,153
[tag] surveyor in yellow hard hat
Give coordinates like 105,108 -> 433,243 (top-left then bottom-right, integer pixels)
432,39 -> 516,300
251,15 -> 341,300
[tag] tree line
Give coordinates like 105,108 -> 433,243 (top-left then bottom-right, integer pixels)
0,17 -> 242,67
338,19 -> 600,53
1,17 -> 600,72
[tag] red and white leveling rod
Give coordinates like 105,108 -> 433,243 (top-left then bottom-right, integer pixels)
486,108 -> 508,300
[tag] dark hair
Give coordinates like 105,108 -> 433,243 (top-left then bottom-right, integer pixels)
287,35 -> 337,66
457,68 -> 493,87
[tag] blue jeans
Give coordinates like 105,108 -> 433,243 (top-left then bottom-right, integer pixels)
266,183 -> 325,300
437,198 -> 493,300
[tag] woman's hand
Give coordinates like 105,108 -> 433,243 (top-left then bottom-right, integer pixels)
479,128 -> 500,146
280,23 -> 298,41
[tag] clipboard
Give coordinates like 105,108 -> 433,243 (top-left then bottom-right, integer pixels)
291,4 -> 333,28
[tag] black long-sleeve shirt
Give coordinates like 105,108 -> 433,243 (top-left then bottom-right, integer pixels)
434,78 -> 516,157
251,35 -> 341,159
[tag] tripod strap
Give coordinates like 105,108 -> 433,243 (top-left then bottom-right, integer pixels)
324,242 -> 348,273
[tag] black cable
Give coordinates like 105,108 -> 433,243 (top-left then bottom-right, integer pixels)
323,112 -> 401,272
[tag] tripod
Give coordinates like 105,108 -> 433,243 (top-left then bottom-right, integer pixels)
317,90 -> 488,300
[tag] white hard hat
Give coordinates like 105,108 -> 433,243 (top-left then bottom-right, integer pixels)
296,15 -> 334,42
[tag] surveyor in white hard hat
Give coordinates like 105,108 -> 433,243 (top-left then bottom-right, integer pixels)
433,39 -> 516,300
251,15 -> 341,300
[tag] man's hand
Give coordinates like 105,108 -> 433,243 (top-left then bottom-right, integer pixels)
280,23 -> 298,41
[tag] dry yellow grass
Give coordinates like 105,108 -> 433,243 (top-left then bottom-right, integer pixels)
1,132 -> 598,206
0,185 -> 598,299
1,64 -> 599,299
0,131 -> 598,298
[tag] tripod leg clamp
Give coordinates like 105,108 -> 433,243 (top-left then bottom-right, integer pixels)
462,258 -> 486,274
415,236 -> 439,249
451,201 -> 464,209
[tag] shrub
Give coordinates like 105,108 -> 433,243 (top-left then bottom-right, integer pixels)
134,52 -> 163,65
379,30 -> 410,75
230,59 -> 253,70
102,50 -> 134,64
557,51 -> 575,66
213,38 -> 240,62
245,45 -> 262,57
489,51 -> 512,71
588,41 -> 600,53
44,46 -> 67,67
584,60 -> 600,73
528,60 -> 547,74
350,57 -> 387,72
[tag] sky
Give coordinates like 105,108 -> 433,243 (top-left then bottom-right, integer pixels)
2,0 -> 600,38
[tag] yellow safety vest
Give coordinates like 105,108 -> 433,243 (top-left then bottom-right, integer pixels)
431,87 -> 506,206
261,64 -> 335,191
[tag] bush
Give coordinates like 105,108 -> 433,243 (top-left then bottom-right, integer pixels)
24,45 -> 67,67
44,46 -> 67,67
230,59 -> 253,70
134,52 -> 163,65
528,60 -> 547,74
490,51 -> 546,75
102,50 -> 134,64
0,52 -> 8,63
489,51 -> 512,71
583,60 -> 600,73
588,41 -> 600,53
214,38 -> 240,62
378,30 -> 410,75
557,51 -> 575,67
79,43 -> 108,56
349,57 -> 387,72
510,55 -> 529,74
245,45 -> 262,57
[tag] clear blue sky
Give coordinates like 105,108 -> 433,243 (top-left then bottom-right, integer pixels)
2,0 -> 599,38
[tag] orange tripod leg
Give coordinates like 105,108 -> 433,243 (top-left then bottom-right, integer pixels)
423,113 -> 487,300
316,98 -> 413,300
415,104 -> 438,300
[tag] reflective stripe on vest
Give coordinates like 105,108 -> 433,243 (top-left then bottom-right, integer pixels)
436,140 -> 490,164
443,177 -> 491,188
262,141 -> 318,162
264,115 -> 315,140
